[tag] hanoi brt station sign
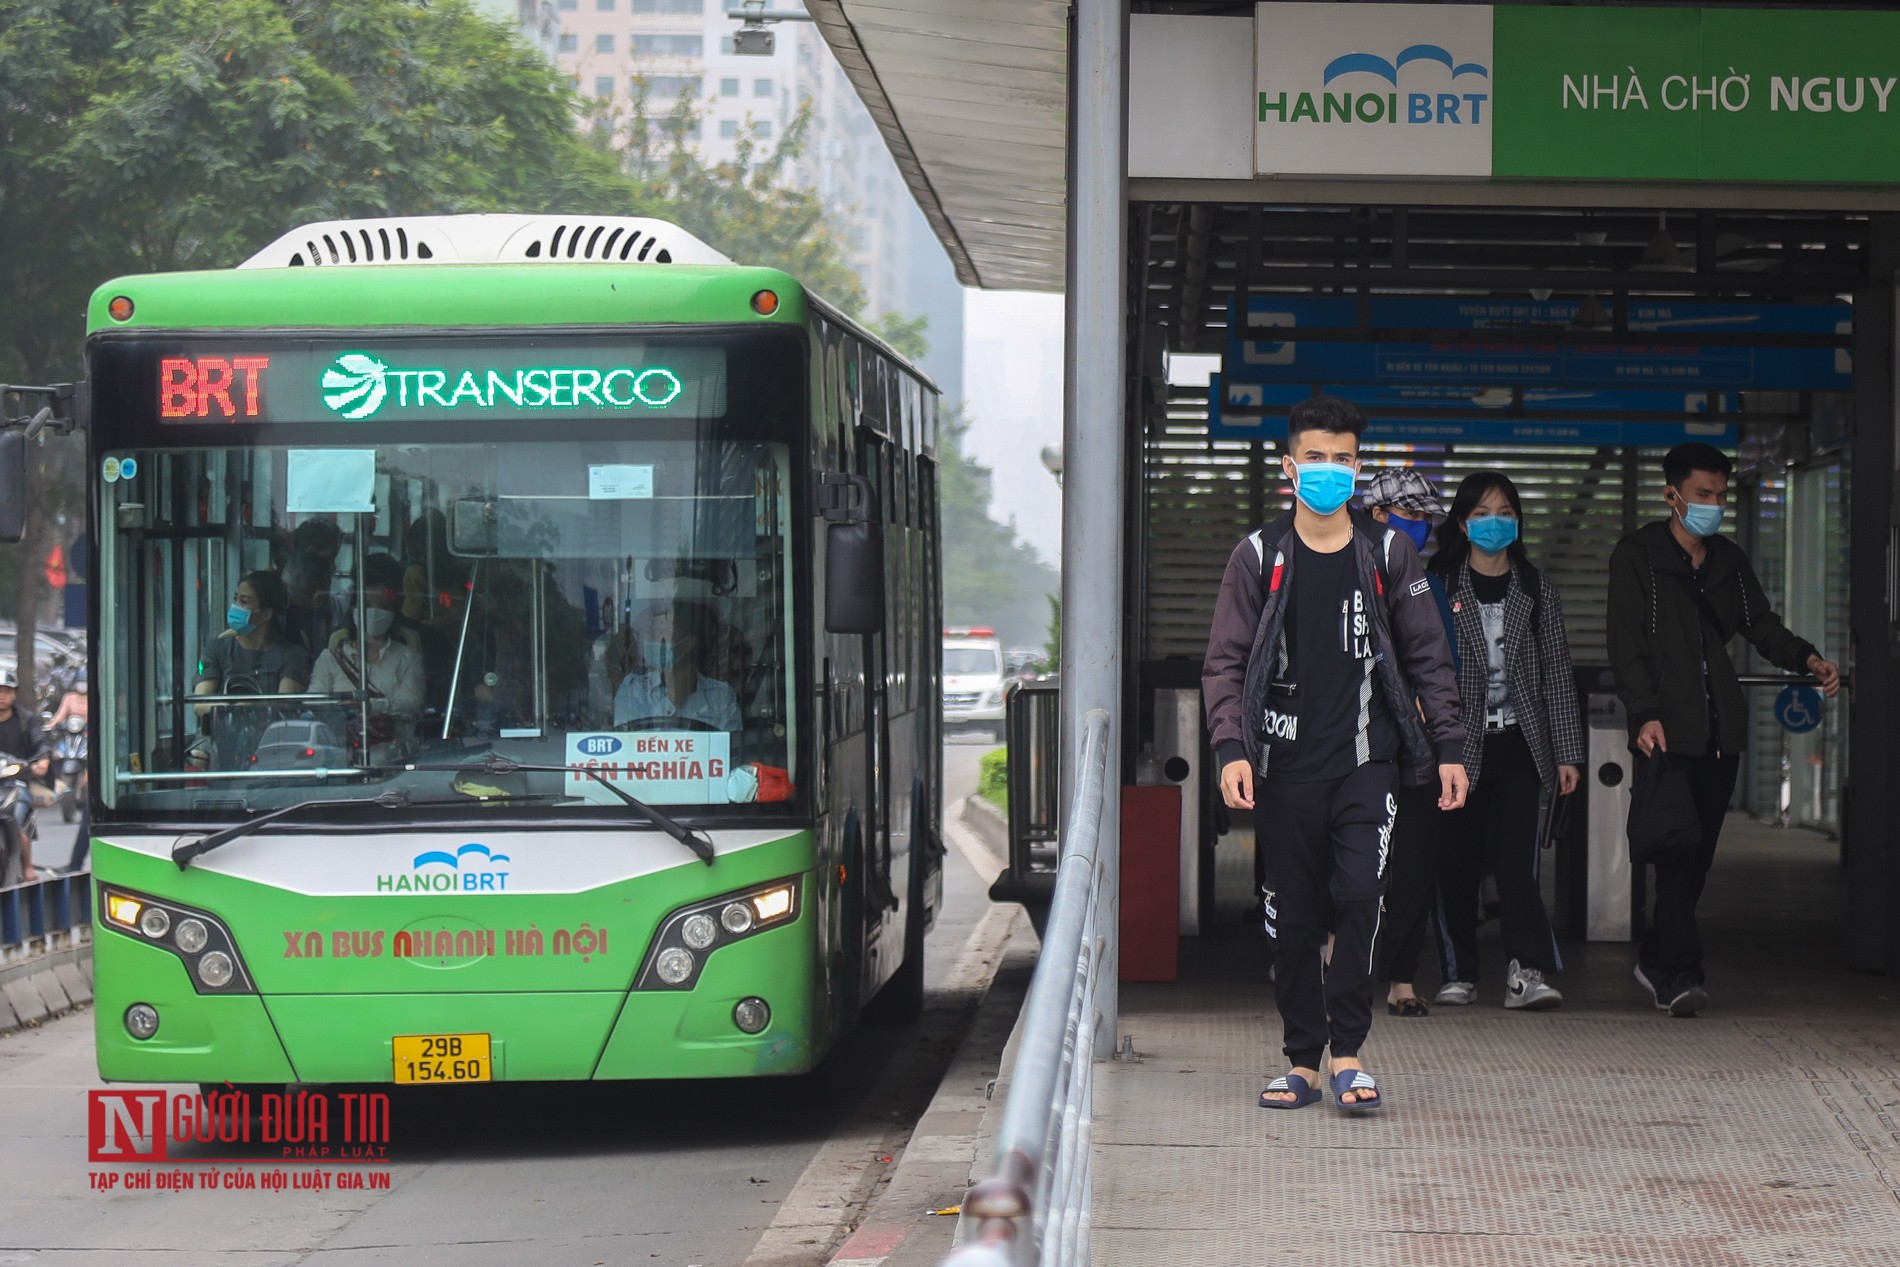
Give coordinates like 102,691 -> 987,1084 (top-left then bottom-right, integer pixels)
1127,3 -> 1900,185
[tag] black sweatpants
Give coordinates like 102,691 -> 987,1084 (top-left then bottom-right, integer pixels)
1255,761 -> 1398,1071
1376,781 -> 1444,986
1637,750 -> 1742,996
1436,727 -> 1562,983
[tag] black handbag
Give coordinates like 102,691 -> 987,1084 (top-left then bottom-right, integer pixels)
1626,749 -> 1702,864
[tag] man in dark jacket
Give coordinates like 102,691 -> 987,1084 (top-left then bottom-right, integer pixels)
1607,442 -> 1840,1018
1204,398 -> 1467,1113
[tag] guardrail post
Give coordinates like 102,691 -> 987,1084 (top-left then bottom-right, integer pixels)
1063,0 -> 1129,1065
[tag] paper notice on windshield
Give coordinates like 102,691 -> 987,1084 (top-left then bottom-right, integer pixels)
566,731 -> 732,805
287,449 -> 376,513
588,464 -> 654,500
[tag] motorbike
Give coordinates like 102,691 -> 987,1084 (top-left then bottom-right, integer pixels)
50,714 -> 87,824
0,751 -> 38,887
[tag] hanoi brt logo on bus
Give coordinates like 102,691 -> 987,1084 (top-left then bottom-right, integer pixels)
1254,2 -> 1494,178
320,352 -> 684,420
376,842 -> 513,892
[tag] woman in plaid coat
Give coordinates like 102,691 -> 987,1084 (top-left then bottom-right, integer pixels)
1429,472 -> 1586,1011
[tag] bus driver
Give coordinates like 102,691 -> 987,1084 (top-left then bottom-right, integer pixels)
612,599 -> 742,733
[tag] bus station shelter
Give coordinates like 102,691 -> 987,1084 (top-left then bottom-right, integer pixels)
811,3 -> 1900,1262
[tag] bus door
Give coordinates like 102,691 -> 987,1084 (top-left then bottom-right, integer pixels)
856,433 -> 899,936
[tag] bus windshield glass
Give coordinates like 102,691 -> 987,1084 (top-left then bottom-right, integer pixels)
92,331 -> 803,822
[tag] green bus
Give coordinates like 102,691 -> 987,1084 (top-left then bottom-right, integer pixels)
77,214 -> 943,1086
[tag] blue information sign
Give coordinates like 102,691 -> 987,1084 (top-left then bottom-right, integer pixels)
1225,296 -> 1851,391
1208,375 -> 1742,447
1774,685 -> 1824,735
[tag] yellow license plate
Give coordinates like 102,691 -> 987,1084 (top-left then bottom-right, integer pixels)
392,1033 -> 491,1084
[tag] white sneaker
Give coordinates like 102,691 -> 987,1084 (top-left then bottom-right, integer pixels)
1434,981 -> 1476,1006
1505,959 -> 1563,1010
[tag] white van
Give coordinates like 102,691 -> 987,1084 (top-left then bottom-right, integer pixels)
941,627 -> 1007,741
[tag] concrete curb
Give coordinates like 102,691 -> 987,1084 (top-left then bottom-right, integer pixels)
959,794 -> 1008,863
825,929 -> 1035,1267
0,942 -> 93,1036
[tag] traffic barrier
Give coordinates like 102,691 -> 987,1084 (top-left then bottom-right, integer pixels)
945,709 -> 1111,1267
0,870 -> 91,962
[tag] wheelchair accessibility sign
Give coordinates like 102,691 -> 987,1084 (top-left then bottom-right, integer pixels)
1774,685 -> 1824,735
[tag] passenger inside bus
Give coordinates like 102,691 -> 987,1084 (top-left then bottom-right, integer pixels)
307,555 -> 425,765
189,570 -> 311,770
612,599 -> 743,733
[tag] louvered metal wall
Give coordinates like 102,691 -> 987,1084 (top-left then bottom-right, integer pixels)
1140,391 -> 1656,671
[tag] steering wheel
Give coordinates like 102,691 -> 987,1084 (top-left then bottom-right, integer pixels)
613,715 -> 721,733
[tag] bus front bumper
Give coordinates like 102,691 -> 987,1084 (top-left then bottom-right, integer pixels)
95,922 -> 824,1084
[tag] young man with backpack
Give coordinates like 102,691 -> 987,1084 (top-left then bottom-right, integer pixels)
1606,442 -> 1841,1017
1203,398 -> 1468,1113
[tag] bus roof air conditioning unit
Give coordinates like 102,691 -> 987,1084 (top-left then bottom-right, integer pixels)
239,215 -> 732,269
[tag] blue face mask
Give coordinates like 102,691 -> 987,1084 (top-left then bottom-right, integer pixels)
1390,516 -> 1433,551
226,603 -> 255,634
644,640 -> 677,670
1292,462 -> 1356,517
1466,516 -> 1519,554
1676,499 -> 1725,538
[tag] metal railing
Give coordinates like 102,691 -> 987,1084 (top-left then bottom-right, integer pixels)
1,870 -> 91,963
946,708 -> 1113,1267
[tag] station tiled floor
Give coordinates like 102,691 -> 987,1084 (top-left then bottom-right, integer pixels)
1090,818 -> 1900,1266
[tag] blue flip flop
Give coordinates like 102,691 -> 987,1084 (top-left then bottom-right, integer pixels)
1259,1072 -> 1322,1110
1330,1068 -> 1383,1113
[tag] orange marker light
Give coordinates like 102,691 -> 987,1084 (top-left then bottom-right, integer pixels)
751,289 -> 779,316
108,296 -> 135,322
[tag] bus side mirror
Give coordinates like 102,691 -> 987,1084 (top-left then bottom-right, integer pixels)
825,519 -> 884,634
0,431 -> 25,544
818,472 -> 882,635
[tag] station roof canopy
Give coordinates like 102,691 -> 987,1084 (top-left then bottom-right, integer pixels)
805,0 -> 1068,293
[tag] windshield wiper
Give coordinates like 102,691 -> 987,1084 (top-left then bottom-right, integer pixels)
171,790 -> 556,869
401,755 -> 717,867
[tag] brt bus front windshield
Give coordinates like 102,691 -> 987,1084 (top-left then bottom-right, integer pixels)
97,433 -> 800,822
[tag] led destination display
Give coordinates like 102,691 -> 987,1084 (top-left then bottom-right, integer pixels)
129,337 -> 727,426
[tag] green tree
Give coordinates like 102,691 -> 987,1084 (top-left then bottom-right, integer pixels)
611,89 -> 865,314
871,311 -> 930,361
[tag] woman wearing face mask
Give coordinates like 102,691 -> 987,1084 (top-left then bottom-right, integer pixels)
191,572 -> 312,771
1429,472 -> 1585,1012
308,570 -> 425,762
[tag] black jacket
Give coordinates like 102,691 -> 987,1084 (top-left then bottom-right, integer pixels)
1203,509 -> 1465,785
0,708 -> 48,766
1606,520 -> 1818,757
1442,562 -> 1585,789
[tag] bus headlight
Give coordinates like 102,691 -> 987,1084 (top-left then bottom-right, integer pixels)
97,885 -> 254,995
681,914 -> 718,950
196,952 -> 235,988
124,1004 -> 160,1040
655,948 -> 696,985
636,876 -> 803,991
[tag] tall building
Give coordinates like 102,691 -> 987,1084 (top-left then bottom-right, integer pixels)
550,0 -> 963,400
472,0 -> 560,59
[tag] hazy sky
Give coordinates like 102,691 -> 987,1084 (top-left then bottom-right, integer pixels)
960,288 -> 1066,566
